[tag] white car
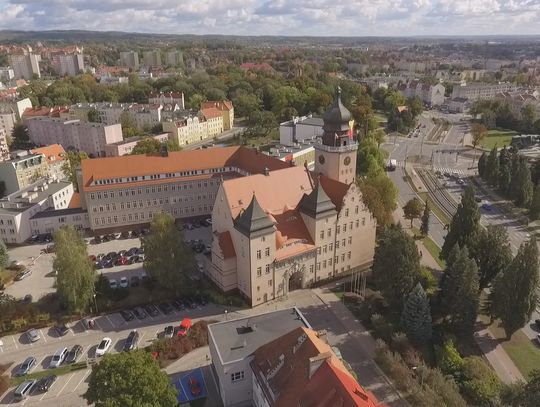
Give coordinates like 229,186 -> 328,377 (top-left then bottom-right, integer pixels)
95,337 -> 112,357
109,279 -> 118,289
119,277 -> 128,288
49,347 -> 68,368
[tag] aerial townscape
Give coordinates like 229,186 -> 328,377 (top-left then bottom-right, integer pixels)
1,2 -> 540,407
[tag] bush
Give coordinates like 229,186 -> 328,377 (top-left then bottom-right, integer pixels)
419,266 -> 438,293
371,313 -> 394,342
391,332 -> 412,355
435,339 -> 464,378
424,368 -> 467,407
461,356 -> 502,406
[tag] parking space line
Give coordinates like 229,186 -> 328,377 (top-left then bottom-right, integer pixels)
56,373 -> 76,397
72,370 -> 91,393
12,335 -> 19,349
105,315 -> 116,328
82,344 -> 92,360
40,330 -> 48,343
36,355 -> 48,371
138,331 -> 146,345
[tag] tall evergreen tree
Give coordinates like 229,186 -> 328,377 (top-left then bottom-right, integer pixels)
512,157 -> 533,207
0,240 -> 8,268
509,153 -> 520,201
475,225 -> 512,290
478,152 -> 487,179
498,147 -> 512,196
439,245 -> 480,335
485,147 -> 499,186
372,225 -> 422,311
400,283 -> 432,344
531,185 -> 540,220
441,186 -> 481,261
492,237 -> 539,339
420,200 -> 430,236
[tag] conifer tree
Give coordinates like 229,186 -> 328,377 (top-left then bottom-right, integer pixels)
530,185 -> 540,220
420,200 -> 430,236
400,283 -> 432,344
476,225 -> 512,290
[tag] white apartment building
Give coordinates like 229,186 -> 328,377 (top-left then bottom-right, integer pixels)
8,54 -> 41,79
70,102 -> 165,130
119,51 -> 139,69
451,82 -> 518,101
0,109 -> 16,143
30,206 -> 89,236
0,97 -> 32,120
143,51 -> 161,67
163,114 -> 220,145
148,92 -> 185,109
52,54 -> 84,77
30,144 -> 67,182
0,67 -> 14,82
26,117 -> 123,157
0,151 -> 50,194
0,179 -> 73,244
0,129 -> 9,162
279,116 -> 324,146
166,51 -> 183,66
400,81 -> 445,106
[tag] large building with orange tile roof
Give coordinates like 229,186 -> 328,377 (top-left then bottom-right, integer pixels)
201,100 -> 234,130
31,144 -> 66,181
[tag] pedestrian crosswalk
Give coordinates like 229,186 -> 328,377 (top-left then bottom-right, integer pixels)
392,161 -> 469,176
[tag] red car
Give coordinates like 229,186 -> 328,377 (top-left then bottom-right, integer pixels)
189,376 -> 201,397
115,256 -> 129,266
88,255 -> 96,262
177,318 -> 192,336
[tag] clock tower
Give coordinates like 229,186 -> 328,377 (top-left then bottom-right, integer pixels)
314,87 -> 358,184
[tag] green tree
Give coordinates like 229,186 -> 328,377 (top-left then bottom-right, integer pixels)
403,197 -> 423,227
53,226 -> 96,314
498,147 -> 512,196
478,152 -> 487,179
485,146 -> 499,186
130,137 -> 180,155
518,369 -> 540,406
372,225 -> 421,311
400,283 -> 432,344
420,200 -> 430,236
512,156 -> 533,207
61,151 -> 88,191
470,123 -> 487,162
492,237 -> 539,339
441,186 -> 481,261
10,122 -> 31,149
461,356 -> 502,406
0,240 -> 8,268
435,339 -> 464,377
475,225 -> 512,290
84,351 -> 177,407
359,174 -> 397,227
87,109 -> 100,123
531,185 -> 540,220
141,213 -> 195,294
439,245 -> 480,335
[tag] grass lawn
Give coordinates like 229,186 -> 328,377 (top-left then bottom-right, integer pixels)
11,362 -> 87,386
479,129 -> 517,150
478,308 -> 540,379
411,227 -> 446,269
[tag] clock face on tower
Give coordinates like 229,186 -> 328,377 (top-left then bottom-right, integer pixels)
318,155 -> 325,165
344,156 -> 351,166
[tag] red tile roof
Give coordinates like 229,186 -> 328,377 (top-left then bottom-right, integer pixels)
201,100 -> 233,112
68,193 -> 81,209
31,144 -> 65,164
22,106 -> 69,118
217,231 -> 236,259
201,107 -> 223,120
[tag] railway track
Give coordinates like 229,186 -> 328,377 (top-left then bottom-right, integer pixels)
416,168 -> 459,220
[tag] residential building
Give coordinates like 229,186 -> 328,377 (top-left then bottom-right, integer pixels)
0,179 -> 73,244
119,51 -> 139,69
31,144 -> 66,181
104,133 -> 170,157
0,67 -> 14,82
451,82 -> 518,101
279,115 -> 354,147
495,90 -> 540,119
30,193 -> 89,236
400,80 -> 445,106
0,151 -> 50,194
148,92 -> 185,109
0,109 -> 16,142
166,51 -> 183,66
209,90 -> 376,305
21,106 -> 70,124
8,54 -> 41,79
0,129 -> 9,161
162,114 -> 218,145
208,308 -> 383,407
143,51 -> 161,67
78,146 -> 290,233
0,97 -> 32,120
201,101 -> 234,130
448,97 -> 470,113
51,53 -> 84,77
201,107 -> 224,138
26,117 -> 123,157
208,308 -> 311,406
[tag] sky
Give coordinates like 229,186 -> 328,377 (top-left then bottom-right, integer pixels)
0,0 -> 540,37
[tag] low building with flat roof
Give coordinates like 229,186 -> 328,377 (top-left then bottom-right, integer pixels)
104,133 -> 170,157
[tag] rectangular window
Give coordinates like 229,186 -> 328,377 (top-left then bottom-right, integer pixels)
329,243 -> 333,251
348,251 -> 351,260
320,230 -> 324,239
265,264 -> 270,274
268,280 -> 272,287
343,224 -> 347,232
362,218 -> 366,226
256,250 -> 261,259
336,225 -> 340,234
257,267 -> 262,277
265,247 -> 270,257
323,260 -> 327,268
231,371 -> 245,382
342,239 -> 346,247
327,228 -> 331,237
355,205 -> 359,214
323,245 -> 327,253
348,237 -> 352,244
356,220 -> 360,228
345,208 -> 349,217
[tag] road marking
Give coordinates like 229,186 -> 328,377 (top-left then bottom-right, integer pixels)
105,315 -> 115,328
12,335 -> 18,350
138,331 -> 146,346
36,355 -> 48,370
40,329 -> 48,343
72,370 -> 91,393
56,372 -> 76,397
82,344 -> 93,361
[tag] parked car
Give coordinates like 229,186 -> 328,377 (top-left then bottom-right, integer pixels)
65,345 -> 83,363
172,299 -> 185,311
141,271 -> 149,282
185,222 -> 194,230
15,269 -> 32,281
13,380 -> 36,401
49,347 -> 68,368
88,255 -> 97,262
123,330 -> 139,352
120,231 -> 131,239
109,279 -> 118,289
127,247 -> 139,256
35,375 -> 57,393
133,307 -> 147,319
96,253 -> 106,260
103,259 -> 114,268
158,302 -> 174,315
23,294 -> 33,304
16,357 -> 37,376
164,325 -> 174,339
54,323 -> 70,337
118,249 -> 128,257
205,218 -> 212,225
95,261 -> 104,269
120,309 -> 135,322
25,328 -> 40,343
95,337 -> 112,356
119,276 -> 129,288
535,319 -> 540,330
115,256 -> 129,266
200,219 -> 209,227
196,294 -> 208,306
481,203 -> 492,211
193,220 -> 201,228
177,318 -> 192,336
130,275 -> 140,287
143,303 -> 160,317
185,297 -> 197,309
105,251 -> 118,261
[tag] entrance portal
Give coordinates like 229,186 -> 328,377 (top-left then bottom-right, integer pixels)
288,272 -> 303,292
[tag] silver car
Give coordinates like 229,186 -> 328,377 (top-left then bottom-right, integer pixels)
25,328 -> 40,343
16,356 -> 37,376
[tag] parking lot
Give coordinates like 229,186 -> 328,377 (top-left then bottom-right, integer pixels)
4,221 -> 212,301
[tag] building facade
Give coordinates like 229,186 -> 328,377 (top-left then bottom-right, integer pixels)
119,51 -> 139,69
166,51 -> 183,66
0,151 -> 50,194
143,51 -> 162,67
8,54 -> 41,79
0,129 -> 9,162
0,67 -> 14,82
31,144 -> 66,181
26,117 -> 123,157
400,81 -> 445,106
0,109 -> 15,144
201,101 -> 234,130
451,83 -> 518,101
52,54 -> 84,77
148,92 -> 185,109
104,133 -> 170,157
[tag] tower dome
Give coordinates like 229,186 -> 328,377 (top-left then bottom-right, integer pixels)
323,86 -> 351,133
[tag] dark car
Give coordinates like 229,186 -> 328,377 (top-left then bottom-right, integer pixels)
105,251 -> 118,261
35,375 -> 57,393
131,230 -> 141,238
16,357 -> 37,376
123,330 -> 139,352
535,319 -> 540,330
118,249 -> 128,257
120,309 -> 135,322
92,236 -> 102,244
127,247 -> 139,256
164,325 -> 174,339
195,294 -> 208,306
172,299 -> 185,311
65,345 -> 83,363
143,304 -> 160,317
200,219 -> 210,227
185,297 -> 197,309
54,323 -> 70,337
158,302 -> 174,315
120,231 -> 131,239
133,307 -> 147,319
103,259 -> 114,268
138,246 -> 144,254
192,220 -> 201,228
95,261 -> 104,269
130,275 -> 140,287
185,222 -> 194,230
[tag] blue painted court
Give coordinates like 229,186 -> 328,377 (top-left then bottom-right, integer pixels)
176,367 -> 209,404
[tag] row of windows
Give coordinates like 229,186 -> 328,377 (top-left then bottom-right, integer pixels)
0,228 -> 16,235
256,264 -> 271,277
319,217 -> 366,240
316,252 -> 351,269
91,194 -> 214,213
256,247 -> 271,259
89,180 -> 220,200
93,205 -> 213,226
317,236 -> 353,255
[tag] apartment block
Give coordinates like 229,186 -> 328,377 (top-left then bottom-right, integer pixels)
0,97 -> 32,120
8,54 -> 41,79
148,92 -> 185,109
0,129 -> 9,162
143,51 -> 162,67
52,54 -> 84,77
399,80 -> 445,106
201,107 -> 224,138
26,117 -> 123,157
119,51 -> 139,69
0,67 -> 14,82
0,151 -> 50,194
201,101 -> 234,130
0,109 -> 16,143
166,51 -> 183,66
104,133 -> 170,157
0,179 -> 73,244
31,144 -> 67,181
162,114 -> 219,146
451,82 -> 518,101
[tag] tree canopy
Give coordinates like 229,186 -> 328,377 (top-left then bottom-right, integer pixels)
61,151 -> 89,191
403,198 -> 423,227
475,225 -> 512,290
400,283 -> 432,344
130,137 -> 181,155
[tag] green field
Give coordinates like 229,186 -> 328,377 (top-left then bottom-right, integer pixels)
479,129 -> 517,150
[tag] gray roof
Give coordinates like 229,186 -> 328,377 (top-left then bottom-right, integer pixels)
300,117 -> 324,127
234,194 -> 275,238
0,180 -> 71,214
208,308 -> 311,365
31,207 -> 86,219
323,87 -> 351,133
299,181 -> 337,219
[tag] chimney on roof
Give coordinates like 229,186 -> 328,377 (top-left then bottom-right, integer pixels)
264,167 -> 269,176
308,352 -> 332,379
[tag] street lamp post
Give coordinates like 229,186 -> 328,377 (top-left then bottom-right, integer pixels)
93,293 -> 98,314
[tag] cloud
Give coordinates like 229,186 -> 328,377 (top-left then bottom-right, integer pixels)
0,0 -> 540,35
